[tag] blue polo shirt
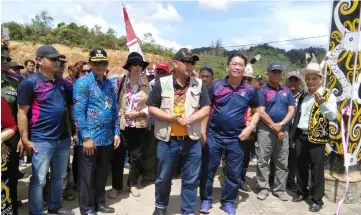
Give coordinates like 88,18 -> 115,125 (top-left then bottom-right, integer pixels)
258,84 -> 294,123
17,72 -> 73,142
208,77 -> 258,137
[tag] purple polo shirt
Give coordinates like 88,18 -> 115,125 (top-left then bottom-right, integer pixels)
208,77 -> 258,137
17,72 -> 73,142
258,84 -> 294,124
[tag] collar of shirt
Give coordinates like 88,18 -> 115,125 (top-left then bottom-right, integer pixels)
266,83 -> 284,91
221,76 -> 246,89
173,75 -> 190,90
38,72 -> 60,83
89,71 -> 108,86
126,75 -> 142,86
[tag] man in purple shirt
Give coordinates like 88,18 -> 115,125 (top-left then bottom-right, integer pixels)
256,63 -> 295,201
17,45 -> 74,215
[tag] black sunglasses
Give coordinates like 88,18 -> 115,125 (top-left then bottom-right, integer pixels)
93,61 -> 108,67
243,77 -> 253,82
45,57 -> 59,62
130,63 -> 144,67
180,60 -> 196,66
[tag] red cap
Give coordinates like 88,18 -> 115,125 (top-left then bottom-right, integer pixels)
155,63 -> 169,73
59,54 -> 67,63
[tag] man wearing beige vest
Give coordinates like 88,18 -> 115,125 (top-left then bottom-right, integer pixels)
148,48 -> 210,215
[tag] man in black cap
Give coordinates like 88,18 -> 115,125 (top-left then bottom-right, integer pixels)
73,48 -> 120,215
256,63 -> 295,201
17,45 -> 74,215
147,48 -> 211,215
254,74 -> 264,90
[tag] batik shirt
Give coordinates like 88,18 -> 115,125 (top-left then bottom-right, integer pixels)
73,72 -> 120,146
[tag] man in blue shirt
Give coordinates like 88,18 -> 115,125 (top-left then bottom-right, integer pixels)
199,53 -> 260,215
73,48 -> 120,215
256,63 -> 295,201
17,45 -> 74,215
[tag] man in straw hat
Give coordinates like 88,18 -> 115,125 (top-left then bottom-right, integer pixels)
289,58 -> 337,212
73,48 -> 120,215
147,48 -> 210,215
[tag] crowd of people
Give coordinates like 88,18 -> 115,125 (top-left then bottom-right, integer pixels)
1,40 -> 337,215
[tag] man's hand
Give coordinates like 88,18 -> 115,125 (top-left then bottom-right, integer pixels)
238,126 -> 253,141
22,139 -> 38,154
169,113 -> 182,123
278,131 -> 285,141
83,138 -> 96,156
201,133 -> 207,148
114,135 -> 121,149
313,92 -> 326,105
17,140 -> 24,155
271,123 -> 282,133
177,115 -> 190,127
125,111 -> 140,120
290,141 -> 295,148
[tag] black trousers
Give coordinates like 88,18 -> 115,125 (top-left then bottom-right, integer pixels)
78,145 -> 113,214
295,130 -> 325,205
8,145 -> 19,215
111,127 -> 147,189
72,146 -> 79,186
142,126 -> 157,181
287,146 -> 298,192
240,140 -> 255,184
111,140 -> 126,191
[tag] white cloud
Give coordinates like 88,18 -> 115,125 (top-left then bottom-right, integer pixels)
198,0 -> 231,10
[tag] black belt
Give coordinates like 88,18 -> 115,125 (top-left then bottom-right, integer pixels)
170,136 -> 191,141
297,128 -> 309,135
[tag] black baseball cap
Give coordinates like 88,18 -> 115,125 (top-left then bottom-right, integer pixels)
173,48 -> 199,62
36,45 -> 60,58
267,62 -> 284,72
89,48 -> 109,62
200,64 -> 214,75
255,75 -> 263,80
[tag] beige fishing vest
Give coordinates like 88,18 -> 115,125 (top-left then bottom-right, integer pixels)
154,75 -> 203,141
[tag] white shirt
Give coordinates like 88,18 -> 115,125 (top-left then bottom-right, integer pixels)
297,87 -> 337,130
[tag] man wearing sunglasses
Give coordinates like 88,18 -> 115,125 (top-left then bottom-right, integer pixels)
17,45 -> 74,215
148,48 -> 211,215
73,48 -> 120,215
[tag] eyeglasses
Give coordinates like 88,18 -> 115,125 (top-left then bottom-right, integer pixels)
92,61 -> 108,67
180,60 -> 196,66
45,57 -> 59,62
130,63 -> 144,67
243,77 -> 253,82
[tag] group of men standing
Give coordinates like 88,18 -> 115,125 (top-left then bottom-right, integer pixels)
1,41 -> 337,215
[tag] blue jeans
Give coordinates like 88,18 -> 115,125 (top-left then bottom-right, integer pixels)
155,139 -> 202,214
200,130 -> 244,205
29,138 -> 71,215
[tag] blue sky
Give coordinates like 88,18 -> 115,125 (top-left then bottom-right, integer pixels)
1,0 -> 332,50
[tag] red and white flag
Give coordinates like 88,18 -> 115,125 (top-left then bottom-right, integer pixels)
122,3 -> 145,59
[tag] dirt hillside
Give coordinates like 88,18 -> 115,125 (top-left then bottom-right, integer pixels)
8,41 -> 172,77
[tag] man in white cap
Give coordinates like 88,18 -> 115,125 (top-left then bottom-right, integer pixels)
289,60 -> 337,212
